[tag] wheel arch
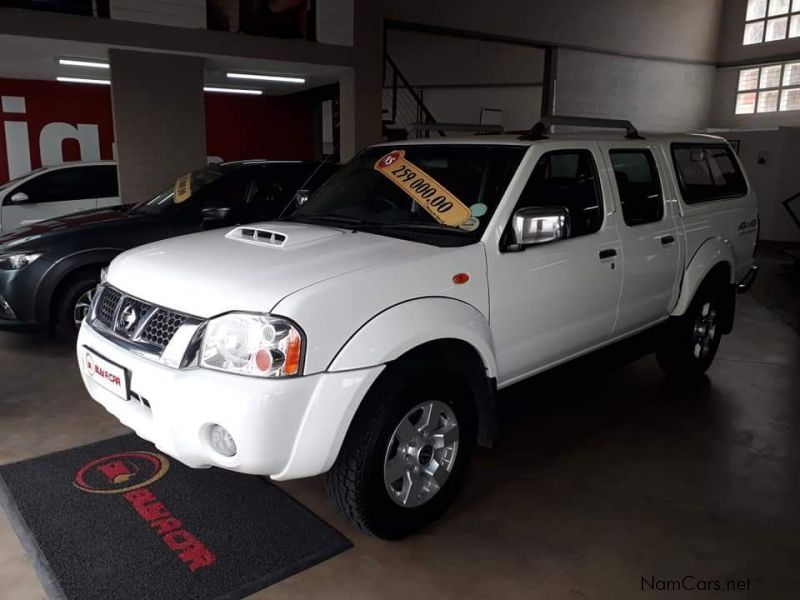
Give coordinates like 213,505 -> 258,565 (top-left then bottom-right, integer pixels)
35,248 -> 122,324
671,237 -> 735,319
328,297 -> 498,447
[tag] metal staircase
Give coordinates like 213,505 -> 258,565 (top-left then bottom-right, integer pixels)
382,55 -> 445,140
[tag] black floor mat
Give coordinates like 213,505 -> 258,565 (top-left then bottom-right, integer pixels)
0,434 -> 351,600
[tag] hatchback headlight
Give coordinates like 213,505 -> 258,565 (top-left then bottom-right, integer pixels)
0,251 -> 43,270
199,313 -> 304,378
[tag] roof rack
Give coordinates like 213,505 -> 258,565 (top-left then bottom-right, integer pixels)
519,116 -> 643,141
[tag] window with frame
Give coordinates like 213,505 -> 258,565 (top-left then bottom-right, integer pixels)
671,144 -> 748,204
609,150 -> 664,226
736,61 -> 800,113
18,167 -> 103,203
514,149 -> 603,238
743,0 -> 800,44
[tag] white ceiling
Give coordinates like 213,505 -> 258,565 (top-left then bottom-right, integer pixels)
0,34 -> 342,95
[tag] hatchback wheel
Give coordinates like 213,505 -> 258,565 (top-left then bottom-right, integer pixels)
54,275 -> 100,339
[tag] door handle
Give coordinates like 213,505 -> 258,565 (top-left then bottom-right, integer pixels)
598,248 -> 617,260
661,235 -> 675,246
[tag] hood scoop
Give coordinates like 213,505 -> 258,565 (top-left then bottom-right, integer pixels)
224,222 -> 344,250
230,226 -> 287,247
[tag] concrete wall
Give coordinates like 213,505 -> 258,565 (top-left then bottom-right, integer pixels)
110,0 -> 206,29
385,1 -> 721,133
386,29 -> 544,130
110,50 -> 206,204
555,49 -> 716,132
714,128 -> 800,242
384,0 -> 723,63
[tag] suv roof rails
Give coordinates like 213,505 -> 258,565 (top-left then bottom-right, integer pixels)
519,116 -> 644,141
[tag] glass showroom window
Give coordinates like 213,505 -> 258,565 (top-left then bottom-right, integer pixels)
743,0 -> 800,44
736,62 -> 800,113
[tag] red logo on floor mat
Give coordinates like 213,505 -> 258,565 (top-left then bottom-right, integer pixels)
74,451 -> 216,572
74,451 -> 169,494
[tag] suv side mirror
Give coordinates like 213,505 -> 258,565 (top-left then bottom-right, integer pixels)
9,191 -> 30,204
201,206 -> 232,224
510,206 -> 570,249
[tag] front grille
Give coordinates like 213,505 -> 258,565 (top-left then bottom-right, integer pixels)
91,285 -> 197,354
116,298 -> 154,338
139,310 -> 188,348
96,287 -> 121,326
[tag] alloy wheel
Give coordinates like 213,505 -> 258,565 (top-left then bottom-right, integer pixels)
692,300 -> 718,359
73,287 -> 97,330
383,400 -> 459,508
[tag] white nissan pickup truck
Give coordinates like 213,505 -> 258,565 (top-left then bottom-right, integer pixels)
77,117 -> 759,539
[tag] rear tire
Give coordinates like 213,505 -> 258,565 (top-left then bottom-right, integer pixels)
325,359 -> 477,539
54,275 -> 99,339
656,279 -> 724,378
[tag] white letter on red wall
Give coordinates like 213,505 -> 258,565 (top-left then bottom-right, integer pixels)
39,123 -> 101,166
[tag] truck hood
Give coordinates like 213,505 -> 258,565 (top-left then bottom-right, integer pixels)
107,222 -> 438,318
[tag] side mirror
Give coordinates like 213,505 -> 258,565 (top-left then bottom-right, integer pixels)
201,206 -> 232,224
510,206 -> 570,249
293,189 -> 311,206
10,191 -> 30,204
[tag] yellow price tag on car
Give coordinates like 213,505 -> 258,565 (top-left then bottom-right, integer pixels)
374,150 -> 472,227
174,173 -> 192,204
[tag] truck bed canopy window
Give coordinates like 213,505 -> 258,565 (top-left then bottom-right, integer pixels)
671,144 -> 748,204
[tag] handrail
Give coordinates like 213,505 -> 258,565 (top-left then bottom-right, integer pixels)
384,55 -> 446,137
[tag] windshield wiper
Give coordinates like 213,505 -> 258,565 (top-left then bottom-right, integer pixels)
285,215 -> 373,227
368,222 -> 468,234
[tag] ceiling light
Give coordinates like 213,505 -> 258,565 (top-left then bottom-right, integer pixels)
56,76 -> 110,85
204,86 -> 263,95
226,72 -> 305,84
58,58 -> 109,69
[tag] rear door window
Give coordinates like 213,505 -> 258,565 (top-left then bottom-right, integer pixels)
609,149 -> 664,226
671,144 -> 747,204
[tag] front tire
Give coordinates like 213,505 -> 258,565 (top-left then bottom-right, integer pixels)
656,280 -> 724,378
54,275 -> 99,339
325,360 -> 476,539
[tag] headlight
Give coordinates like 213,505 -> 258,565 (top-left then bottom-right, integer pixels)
0,252 -> 43,270
199,313 -> 304,378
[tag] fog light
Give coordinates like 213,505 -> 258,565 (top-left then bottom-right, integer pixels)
209,424 -> 237,457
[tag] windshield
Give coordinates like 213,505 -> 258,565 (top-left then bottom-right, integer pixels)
130,164 -> 233,216
290,145 -> 526,244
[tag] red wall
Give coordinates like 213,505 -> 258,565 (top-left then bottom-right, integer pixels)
0,78 -> 314,184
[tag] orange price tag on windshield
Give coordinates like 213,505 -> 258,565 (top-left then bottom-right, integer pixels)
374,150 -> 472,227
174,173 -> 192,204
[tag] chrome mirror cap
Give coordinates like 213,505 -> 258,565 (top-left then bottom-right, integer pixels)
511,206 -> 570,246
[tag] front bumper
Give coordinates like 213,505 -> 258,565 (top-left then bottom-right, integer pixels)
77,323 -> 384,480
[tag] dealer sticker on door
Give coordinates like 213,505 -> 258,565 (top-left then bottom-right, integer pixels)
374,150 -> 472,227
83,348 -> 128,400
